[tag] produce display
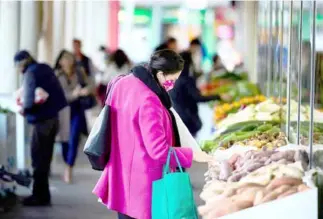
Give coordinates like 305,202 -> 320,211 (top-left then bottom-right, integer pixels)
201,72 -> 247,96
215,99 -> 321,130
205,149 -> 308,183
296,122 -> 323,145
201,79 -> 233,96
203,81 -> 261,108
0,106 -> 10,114
199,176 -> 310,219
198,67 -> 322,218
214,96 -> 288,124
199,149 -> 311,219
214,95 -> 266,123
216,99 -> 282,130
201,121 -> 287,153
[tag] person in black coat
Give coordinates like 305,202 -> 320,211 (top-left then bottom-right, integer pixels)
169,52 -> 229,137
14,50 -> 67,206
155,37 -> 178,52
180,38 -> 205,80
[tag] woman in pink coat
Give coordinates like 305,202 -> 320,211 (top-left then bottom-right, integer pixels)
93,50 -> 210,219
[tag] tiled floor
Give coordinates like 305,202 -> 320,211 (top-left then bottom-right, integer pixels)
2,104 -> 212,219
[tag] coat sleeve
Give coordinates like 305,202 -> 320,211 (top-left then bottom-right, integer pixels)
23,71 -> 36,112
138,96 -> 193,168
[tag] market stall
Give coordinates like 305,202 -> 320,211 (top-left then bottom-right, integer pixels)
198,1 -> 323,218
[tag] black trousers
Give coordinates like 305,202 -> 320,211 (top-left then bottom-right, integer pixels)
118,213 -> 135,219
31,117 -> 58,202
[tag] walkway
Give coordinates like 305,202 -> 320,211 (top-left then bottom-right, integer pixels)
3,104 -> 212,219
3,149 -> 207,219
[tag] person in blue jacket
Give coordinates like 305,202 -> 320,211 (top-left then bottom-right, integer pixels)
14,50 -> 67,206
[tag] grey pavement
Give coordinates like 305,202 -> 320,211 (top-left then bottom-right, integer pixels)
2,149 -> 207,219
2,104 -> 211,219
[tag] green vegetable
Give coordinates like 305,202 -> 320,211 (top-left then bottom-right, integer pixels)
256,124 -> 273,132
219,133 -> 236,147
201,140 -> 218,153
264,126 -> 281,134
234,131 -> 258,141
240,124 -> 259,132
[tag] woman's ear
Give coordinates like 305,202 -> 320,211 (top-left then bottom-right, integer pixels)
156,71 -> 165,82
156,71 -> 165,80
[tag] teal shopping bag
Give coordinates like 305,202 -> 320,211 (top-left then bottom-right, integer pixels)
152,148 -> 198,219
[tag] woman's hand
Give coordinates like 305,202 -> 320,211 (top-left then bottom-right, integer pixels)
79,88 -> 90,96
72,86 -> 81,97
193,150 -> 212,163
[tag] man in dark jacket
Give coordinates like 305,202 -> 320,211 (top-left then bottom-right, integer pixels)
73,38 -> 97,76
14,50 -> 67,206
169,52 -> 229,137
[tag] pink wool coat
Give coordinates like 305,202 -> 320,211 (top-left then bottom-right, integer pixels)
93,75 -> 193,219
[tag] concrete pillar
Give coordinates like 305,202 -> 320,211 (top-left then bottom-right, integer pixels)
237,1 -> 258,83
0,1 -> 20,94
64,1 -> 76,51
83,0 -> 94,56
38,1 -> 53,64
151,5 -> 163,49
20,1 -> 40,57
18,1 -> 41,170
89,1 -> 109,62
178,7 -> 190,50
52,1 -> 65,62
75,1 -> 85,41
119,0 -> 135,55
108,1 -> 120,51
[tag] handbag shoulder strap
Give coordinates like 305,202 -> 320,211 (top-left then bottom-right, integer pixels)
105,75 -> 125,103
75,66 -> 88,87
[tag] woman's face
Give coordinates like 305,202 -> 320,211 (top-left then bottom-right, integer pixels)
156,71 -> 181,91
59,53 -> 74,69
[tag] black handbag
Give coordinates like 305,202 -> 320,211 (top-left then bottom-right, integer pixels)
76,67 -> 97,110
83,75 -> 124,171
79,95 -> 97,110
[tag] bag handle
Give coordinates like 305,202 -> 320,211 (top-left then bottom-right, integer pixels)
105,75 -> 125,103
163,148 -> 183,177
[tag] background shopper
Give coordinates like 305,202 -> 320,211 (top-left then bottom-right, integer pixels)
72,38 -> 98,76
154,37 -> 178,52
180,38 -> 204,80
170,51 -> 231,137
14,50 -> 67,206
54,50 -> 94,183
97,49 -> 132,106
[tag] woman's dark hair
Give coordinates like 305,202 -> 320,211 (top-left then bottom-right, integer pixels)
149,49 -> 184,76
166,37 -> 177,45
109,49 -> 130,69
213,54 -> 220,64
54,50 -> 67,70
190,38 -> 202,46
54,50 -> 75,71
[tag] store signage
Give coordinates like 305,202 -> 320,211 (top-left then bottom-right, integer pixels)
162,7 -> 205,24
119,7 -> 152,25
